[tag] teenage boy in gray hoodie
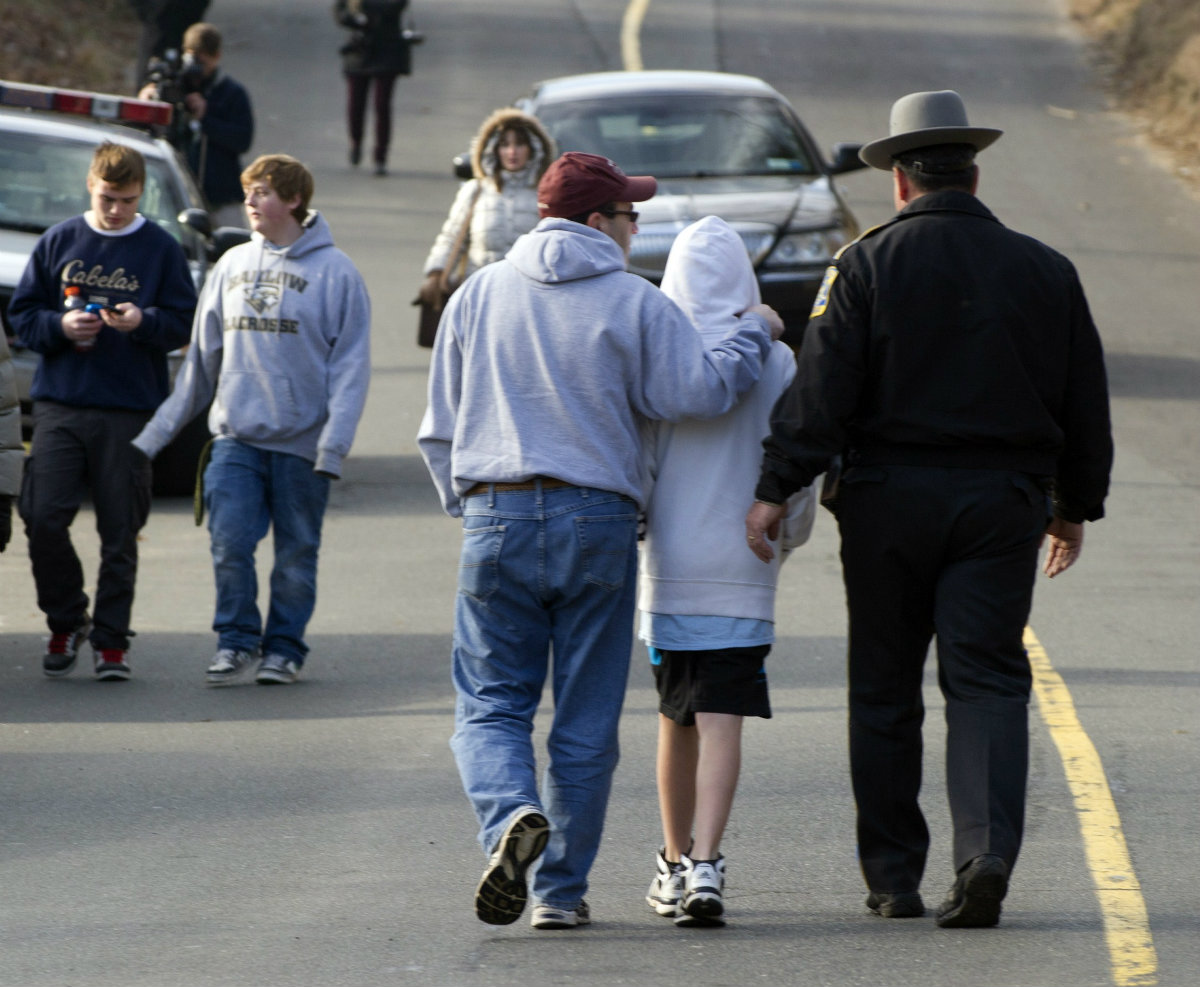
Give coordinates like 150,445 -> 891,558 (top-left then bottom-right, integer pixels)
133,153 -> 371,685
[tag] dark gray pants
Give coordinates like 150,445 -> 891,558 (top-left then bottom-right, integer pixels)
836,465 -> 1050,893
19,402 -> 153,650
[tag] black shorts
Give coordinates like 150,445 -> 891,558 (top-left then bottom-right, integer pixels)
649,644 -> 772,725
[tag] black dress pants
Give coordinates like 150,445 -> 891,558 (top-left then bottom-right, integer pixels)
19,402 -> 153,650
835,464 -> 1050,892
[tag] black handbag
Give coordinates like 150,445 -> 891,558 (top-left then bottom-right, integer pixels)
416,299 -> 441,348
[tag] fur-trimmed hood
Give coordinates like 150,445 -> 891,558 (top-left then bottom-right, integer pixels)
470,108 -> 556,188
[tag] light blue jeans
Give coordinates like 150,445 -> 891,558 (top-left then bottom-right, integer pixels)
204,439 -> 330,664
450,483 -> 639,911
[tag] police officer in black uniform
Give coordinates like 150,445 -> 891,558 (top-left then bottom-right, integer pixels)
744,91 -> 1113,928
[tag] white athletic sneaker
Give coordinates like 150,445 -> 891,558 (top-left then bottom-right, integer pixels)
531,900 -> 590,929
646,847 -> 685,916
675,852 -> 726,927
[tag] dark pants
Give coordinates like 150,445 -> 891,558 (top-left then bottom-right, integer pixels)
345,72 -> 399,164
19,402 -> 153,650
835,464 -> 1050,893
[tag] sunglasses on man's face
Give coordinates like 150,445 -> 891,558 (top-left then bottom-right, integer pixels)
600,209 -> 639,223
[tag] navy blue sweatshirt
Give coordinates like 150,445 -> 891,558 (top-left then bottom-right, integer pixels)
8,214 -> 197,411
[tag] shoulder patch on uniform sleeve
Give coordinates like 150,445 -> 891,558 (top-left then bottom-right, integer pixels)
810,265 -> 838,318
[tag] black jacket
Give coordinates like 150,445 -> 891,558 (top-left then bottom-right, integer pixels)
757,189 -> 1112,523
334,0 -> 412,76
188,71 -> 254,208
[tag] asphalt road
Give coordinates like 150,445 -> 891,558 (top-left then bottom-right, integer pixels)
1,1 -> 1197,985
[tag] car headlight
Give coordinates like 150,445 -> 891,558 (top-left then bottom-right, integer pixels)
762,227 -> 853,268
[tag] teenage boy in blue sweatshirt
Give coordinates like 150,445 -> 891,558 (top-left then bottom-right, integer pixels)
8,140 -> 197,681
133,154 -> 371,686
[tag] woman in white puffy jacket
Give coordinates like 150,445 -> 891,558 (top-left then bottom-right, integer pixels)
417,108 -> 555,306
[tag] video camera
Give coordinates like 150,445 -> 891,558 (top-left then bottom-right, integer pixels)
143,48 -> 206,147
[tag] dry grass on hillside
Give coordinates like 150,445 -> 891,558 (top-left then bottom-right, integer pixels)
1071,0 -> 1200,182
0,0 -> 140,94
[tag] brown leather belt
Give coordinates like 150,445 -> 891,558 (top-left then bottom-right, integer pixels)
463,477 -> 574,498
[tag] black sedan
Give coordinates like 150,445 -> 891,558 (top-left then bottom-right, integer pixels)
514,70 -> 867,345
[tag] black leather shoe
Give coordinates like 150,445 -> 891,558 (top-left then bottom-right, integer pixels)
866,890 -> 926,917
936,854 -> 1009,928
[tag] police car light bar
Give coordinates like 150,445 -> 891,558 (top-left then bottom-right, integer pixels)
0,79 -> 173,128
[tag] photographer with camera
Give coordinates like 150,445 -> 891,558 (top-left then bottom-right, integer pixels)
140,22 -> 253,226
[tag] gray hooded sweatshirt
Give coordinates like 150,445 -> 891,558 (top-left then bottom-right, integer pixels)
134,212 -> 371,478
418,217 -> 772,517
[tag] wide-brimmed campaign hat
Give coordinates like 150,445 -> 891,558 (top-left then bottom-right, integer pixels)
859,90 -> 1002,170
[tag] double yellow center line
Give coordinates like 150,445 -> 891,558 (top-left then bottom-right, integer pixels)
620,0 -> 651,71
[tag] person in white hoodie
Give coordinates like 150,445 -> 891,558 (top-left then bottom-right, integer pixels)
133,154 -> 371,686
639,217 -> 815,927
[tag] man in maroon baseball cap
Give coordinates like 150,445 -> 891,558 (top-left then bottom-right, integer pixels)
536,152 -> 656,261
419,145 -> 784,933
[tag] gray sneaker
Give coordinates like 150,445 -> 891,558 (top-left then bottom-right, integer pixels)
206,648 -> 258,686
255,653 -> 301,685
42,617 -> 91,677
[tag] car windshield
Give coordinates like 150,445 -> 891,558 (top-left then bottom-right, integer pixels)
535,92 -> 817,178
0,131 -> 186,240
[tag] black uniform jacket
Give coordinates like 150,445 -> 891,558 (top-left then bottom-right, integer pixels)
756,189 -> 1112,523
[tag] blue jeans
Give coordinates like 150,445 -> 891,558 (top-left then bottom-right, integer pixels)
450,483 -> 638,911
204,439 -> 330,664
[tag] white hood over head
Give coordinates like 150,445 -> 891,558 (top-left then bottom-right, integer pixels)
659,215 -> 760,344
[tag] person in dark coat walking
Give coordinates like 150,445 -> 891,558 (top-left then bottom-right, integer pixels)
333,0 -> 413,175
138,22 -> 254,226
745,90 -> 1113,929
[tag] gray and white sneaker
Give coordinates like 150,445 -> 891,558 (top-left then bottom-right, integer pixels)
206,648 -> 258,686
255,654 -> 301,685
646,848 -> 685,916
675,852 -> 726,927
531,900 -> 590,929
